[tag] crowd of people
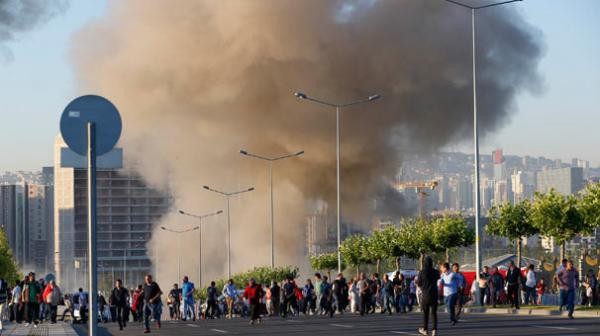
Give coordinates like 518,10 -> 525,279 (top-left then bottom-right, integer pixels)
0,259 -> 598,335
0,272 -> 63,331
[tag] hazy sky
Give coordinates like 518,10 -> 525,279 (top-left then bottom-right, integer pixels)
1,0 -> 599,171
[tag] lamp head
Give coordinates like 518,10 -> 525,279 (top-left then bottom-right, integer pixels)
294,92 -> 307,99
295,150 -> 305,156
248,187 -> 255,192
368,94 -> 381,101
160,226 -> 167,230
217,210 -> 224,214
178,210 -> 184,214
203,185 -> 210,190
240,149 -> 248,155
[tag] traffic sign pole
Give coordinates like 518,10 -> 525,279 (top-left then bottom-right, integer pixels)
88,122 -> 98,336
60,95 -> 122,336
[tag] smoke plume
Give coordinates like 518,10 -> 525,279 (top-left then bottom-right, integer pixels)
0,0 -> 69,61
70,0 -> 543,283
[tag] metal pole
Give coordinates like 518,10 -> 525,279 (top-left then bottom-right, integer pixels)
123,250 -> 127,287
227,197 -> 231,279
472,8 -> 482,284
178,238 -> 181,281
336,106 -> 342,274
270,162 -> 274,268
87,122 -> 98,336
198,217 -> 202,288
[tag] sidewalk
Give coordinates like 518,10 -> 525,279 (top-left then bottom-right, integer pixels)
1,322 -> 77,336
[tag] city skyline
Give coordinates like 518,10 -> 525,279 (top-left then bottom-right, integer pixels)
0,0 -> 599,171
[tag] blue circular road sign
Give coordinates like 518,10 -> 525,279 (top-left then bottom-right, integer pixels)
60,95 -> 122,156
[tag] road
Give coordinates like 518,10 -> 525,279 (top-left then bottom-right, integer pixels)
72,312 -> 600,335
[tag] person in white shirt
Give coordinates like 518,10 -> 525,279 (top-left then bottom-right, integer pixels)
222,279 -> 237,319
439,263 -> 458,325
11,280 -> 23,323
524,264 -> 537,305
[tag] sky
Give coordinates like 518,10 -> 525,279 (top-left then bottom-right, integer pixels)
0,0 -> 599,172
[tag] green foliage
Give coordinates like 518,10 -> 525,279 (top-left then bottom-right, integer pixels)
339,234 -> 371,273
0,228 -> 20,282
432,215 -> 475,250
193,265 -> 298,301
531,189 -> 585,247
368,226 -> 396,271
487,200 -> 538,241
309,252 -> 340,274
398,217 -> 442,260
579,182 -> 600,234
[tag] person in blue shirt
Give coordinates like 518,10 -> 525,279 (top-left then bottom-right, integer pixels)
440,262 -> 458,325
181,276 -> 195,321
452,263 -> 466,321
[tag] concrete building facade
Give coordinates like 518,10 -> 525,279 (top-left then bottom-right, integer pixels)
54,136 -> 170,291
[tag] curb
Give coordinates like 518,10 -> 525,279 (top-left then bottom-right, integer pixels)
462,307 -> 600,318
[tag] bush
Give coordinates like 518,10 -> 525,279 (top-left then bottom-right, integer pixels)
193,265 -> 298,301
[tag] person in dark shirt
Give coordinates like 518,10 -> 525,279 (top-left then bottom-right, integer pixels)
479,266 -> 491,306
269,281 -> 280,317
392,271 -> 403,313
142,274 -> 162,334
110,279 -> 130,330
488,266 -> 504,308
369,273 -> 380,314
332,273 -> 347,315
381,274 -> 394,315
505,261 -> 522,309
168,284 -> 181,320
206,281 -> 219,319
282,278 -> 297,317
416,256 -> 441,336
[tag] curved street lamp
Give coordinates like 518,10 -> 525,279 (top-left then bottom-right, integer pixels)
294,91 -> 380,273
239,149 -> 304,268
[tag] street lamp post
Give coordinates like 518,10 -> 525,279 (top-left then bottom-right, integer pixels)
160,226 -> 200,281
239,149 -> 304,267
178,209 -> 223,286
203,185 -> 255,278
123,250 -> 127,287
444,0 -> 522,286
294,91 -> 380,273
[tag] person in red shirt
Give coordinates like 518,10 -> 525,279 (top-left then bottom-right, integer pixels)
243,278 -> 264,325
536,278 -> 546,305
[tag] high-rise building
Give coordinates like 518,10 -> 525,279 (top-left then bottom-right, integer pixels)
306,201 -> 333,255
456,178 -> 473,211
492,149 -> 507,181
54,135 -> 170,291
27,184 -> 54,273
511,171 -> 535,203
571,158 -> 590,169
0,184 -> 29,266
536,167 -> 584,195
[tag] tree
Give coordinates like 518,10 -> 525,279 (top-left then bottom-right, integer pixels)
433,215 -> 475,263
339,234 -> 371,277
0,228 -> 20,283
309,252 -> 340,279
398,218 -> 441,269
531,189 -> 585,260
486,200 -> 538,268
368,226 -> 396,274
578,182 -> 600,252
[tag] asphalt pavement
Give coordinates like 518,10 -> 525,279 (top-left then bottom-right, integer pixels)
70,311 -> 600,336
